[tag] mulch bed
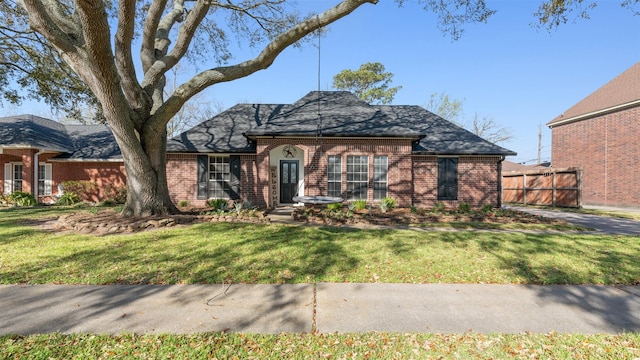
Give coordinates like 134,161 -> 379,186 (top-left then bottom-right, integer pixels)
35,206 -> 565,236
293,207 -> 566,227
48,208 -> 269,235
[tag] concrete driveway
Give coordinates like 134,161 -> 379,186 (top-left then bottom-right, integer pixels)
507,206 -> 640,236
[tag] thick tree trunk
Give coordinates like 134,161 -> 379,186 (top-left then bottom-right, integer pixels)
120,141 -> 178,217
102,106 -> 178,217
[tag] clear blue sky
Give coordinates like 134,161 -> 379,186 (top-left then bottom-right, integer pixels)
8,1 -> 640,164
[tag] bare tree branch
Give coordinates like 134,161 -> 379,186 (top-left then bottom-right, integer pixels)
116,0 -> 150,117
150,0 -> 378,130
141,0 -> 168,72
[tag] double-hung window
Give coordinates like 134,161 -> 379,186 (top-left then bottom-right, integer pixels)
327,155 -> 342,198
346,155 -> 368,200
4,163 -> 24,194
38,164 -> 52,196
437,158 -> 458,200
208,156 -> 231,199
13,164 -> 23,192
373,156 -> 388,200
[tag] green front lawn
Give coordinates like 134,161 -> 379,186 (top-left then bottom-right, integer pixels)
1,207 -> 638,285
2,332 -> 639,359
1,206 -> 639,358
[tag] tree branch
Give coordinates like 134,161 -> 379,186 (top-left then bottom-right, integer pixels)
115,0 -> 150,116
149,0 -> 377,130
141,0 -> 210,94
141,0 -> 168,72
18,0 -> 79,54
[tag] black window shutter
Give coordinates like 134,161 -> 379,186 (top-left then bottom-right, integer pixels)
438,158 -> 458,200
197,155 -> 208,200
229,155 -> 241,200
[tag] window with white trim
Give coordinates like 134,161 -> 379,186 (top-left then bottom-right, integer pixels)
327,155 -> 342,198
38,164 -> 53,196
346,155 -> 368,200
13,164 -> 23,192
208,156 -> 231,199
373,156 -> 388,200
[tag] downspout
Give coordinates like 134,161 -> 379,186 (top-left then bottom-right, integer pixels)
497,156 -> 505,208
33,149 -> 46,200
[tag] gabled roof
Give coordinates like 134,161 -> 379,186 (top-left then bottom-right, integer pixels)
0,115 -> 122,160
548,62 -> 640,127
168,91 -> 516,156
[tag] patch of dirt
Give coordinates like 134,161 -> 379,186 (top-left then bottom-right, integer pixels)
48,208 -> 269,235
293,207 -> 567,227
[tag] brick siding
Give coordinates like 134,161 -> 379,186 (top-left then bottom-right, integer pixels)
50,161 -> 125,202
551,105 -> 639,208
0,149 -> 125,202
166,139 -> 503,209
412,155 -> 502,208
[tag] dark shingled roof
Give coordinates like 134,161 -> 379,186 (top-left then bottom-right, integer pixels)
0,115 -> 122,160
168,91 -> 516,156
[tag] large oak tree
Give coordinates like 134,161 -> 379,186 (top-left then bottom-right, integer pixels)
4,0 -> 635,216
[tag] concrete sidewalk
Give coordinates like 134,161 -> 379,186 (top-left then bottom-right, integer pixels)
1,284 -> 638,335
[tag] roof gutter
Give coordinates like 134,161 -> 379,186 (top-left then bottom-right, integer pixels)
548,99 -> 640,128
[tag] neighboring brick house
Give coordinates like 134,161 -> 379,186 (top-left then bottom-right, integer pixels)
547,62 -> 640,208
166,91 -> 516,209
0,115 -> 125,202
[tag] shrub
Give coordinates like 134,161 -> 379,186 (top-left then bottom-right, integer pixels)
326,202 -> 342,212
178,200 -> 190,208
8,191 -> 37,206
481,204 -> 494,213
410,205 -> 418,214
207,198 -> 229,211
60,181 -> 94,201
242,199 -> 256,210
457,202 -> 471,213
56,192 -> 81,206
379,196 -> 396,213
233,201 -> 244,214
105,185 -> 127,204
432,202 -> 446,213
351,199 -> 367,211
60,181 -> 126,204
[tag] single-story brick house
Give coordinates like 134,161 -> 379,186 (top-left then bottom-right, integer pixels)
166,91 -> 516,208
547,62 -> 639,208
2,91 -> 516,208
0,115 -> 125,203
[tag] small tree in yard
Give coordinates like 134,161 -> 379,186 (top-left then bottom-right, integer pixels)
333,62 -> 402,105
1,0 -> 628,216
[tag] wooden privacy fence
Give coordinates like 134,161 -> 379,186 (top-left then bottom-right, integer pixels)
502,167 -> 582,207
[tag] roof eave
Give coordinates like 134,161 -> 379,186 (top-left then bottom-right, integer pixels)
412,151 -> 517,156
547,99 -> 640,128
243,133 -> 423,140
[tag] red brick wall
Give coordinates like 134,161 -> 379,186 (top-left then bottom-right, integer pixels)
166,153 -> 202,207
0,149 -> 37,194
255,138 -> 415,208
412,156 -> 502,208
165,142 -> 503,209
551,105 -> 640,208
1,149 -> 125,202
52,161 -> 126,202
165,153 -> 259,207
